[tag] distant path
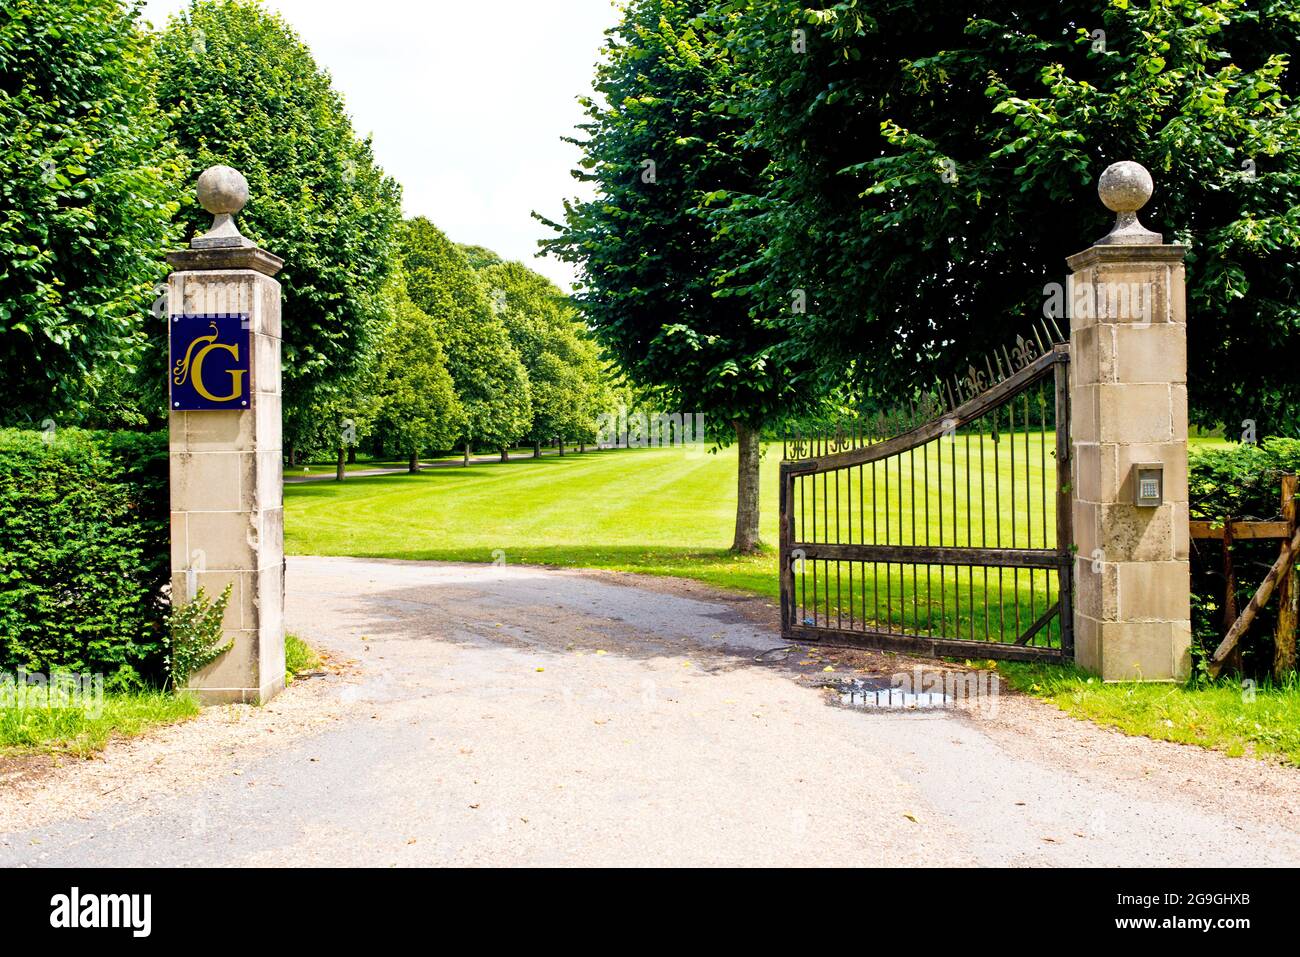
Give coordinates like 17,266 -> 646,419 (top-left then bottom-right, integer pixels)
285,447 -> 590,483
4,557 -> 1300,866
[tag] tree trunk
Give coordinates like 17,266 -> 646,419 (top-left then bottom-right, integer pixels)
287,444 -> 297,467
408,449 -> 419,474
347,447 -> 357,464
558,437 -> 565,457
579,440 -> 586,453
464,442 -> 471,467
732,420 -> 761,554
336,446 -> 346,481
534,440 -> 542,458
501,447 -> 509,462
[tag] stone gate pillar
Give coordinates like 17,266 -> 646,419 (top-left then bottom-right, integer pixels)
1068,161 -> 1191,681
166,166 -> 286,704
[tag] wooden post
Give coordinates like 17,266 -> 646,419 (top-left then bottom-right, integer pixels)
1222,517 -> 1241,675
1275,475 -> 1298,680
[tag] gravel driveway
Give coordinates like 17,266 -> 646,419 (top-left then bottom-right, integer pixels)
3,556 -> 1300,867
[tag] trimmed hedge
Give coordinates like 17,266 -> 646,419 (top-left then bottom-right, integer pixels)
0,428 -> 169,690
1189,438 -> 1300,676
1190,439 -> 1300,522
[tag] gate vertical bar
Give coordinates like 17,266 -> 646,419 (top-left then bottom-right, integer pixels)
1054,347 -> 1074,655
779,462 -> 794,636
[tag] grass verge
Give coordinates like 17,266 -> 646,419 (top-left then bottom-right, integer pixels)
0,635 -> 324,758
1000,661 -> 1300,766
0,691 -> 200,758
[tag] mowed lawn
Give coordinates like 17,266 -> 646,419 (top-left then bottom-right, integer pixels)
285,445 -> 785,597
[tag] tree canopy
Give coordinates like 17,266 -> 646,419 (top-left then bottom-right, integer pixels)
475,260 -> 612,447
720,0 -> 1300,431
539,0 -> 802,431
539,0 -> 813,549
0,0 -> 184,423
400,217 -> 532,452
372,275 -> 463,463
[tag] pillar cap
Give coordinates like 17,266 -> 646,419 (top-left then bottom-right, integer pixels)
165,246 -> 284,276
1066,242 -> 1187,272
198,164 -> 249,217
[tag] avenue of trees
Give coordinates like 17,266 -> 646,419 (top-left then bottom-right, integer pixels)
0,0 -> 616,472
545,0 -> 1300,551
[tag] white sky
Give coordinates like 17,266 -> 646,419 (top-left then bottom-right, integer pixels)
140,0 -> 618,290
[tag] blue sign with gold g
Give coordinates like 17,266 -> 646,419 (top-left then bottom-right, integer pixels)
170,314 -> 251,411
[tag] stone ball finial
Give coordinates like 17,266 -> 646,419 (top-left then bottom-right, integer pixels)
191,165 -> 254,250
1098,161 -> 1153,214
196,165 -> 249,216
1095,160 -> 1162,245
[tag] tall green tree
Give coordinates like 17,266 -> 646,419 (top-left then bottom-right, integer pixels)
285,356 -> 383,478
400,218 -> 532,456
476,259 -> 613,451
0,0 -> 184,423
540,0 -> 809,552
373,276 -> 463,472
723,0 -> 1300,433
154,0 -> 403,444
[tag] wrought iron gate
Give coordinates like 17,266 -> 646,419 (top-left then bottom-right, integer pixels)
779,336 -> 1073,662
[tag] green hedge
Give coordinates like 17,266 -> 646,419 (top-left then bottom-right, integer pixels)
1189,438 -> 1300,676
0,428 -> 169,690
